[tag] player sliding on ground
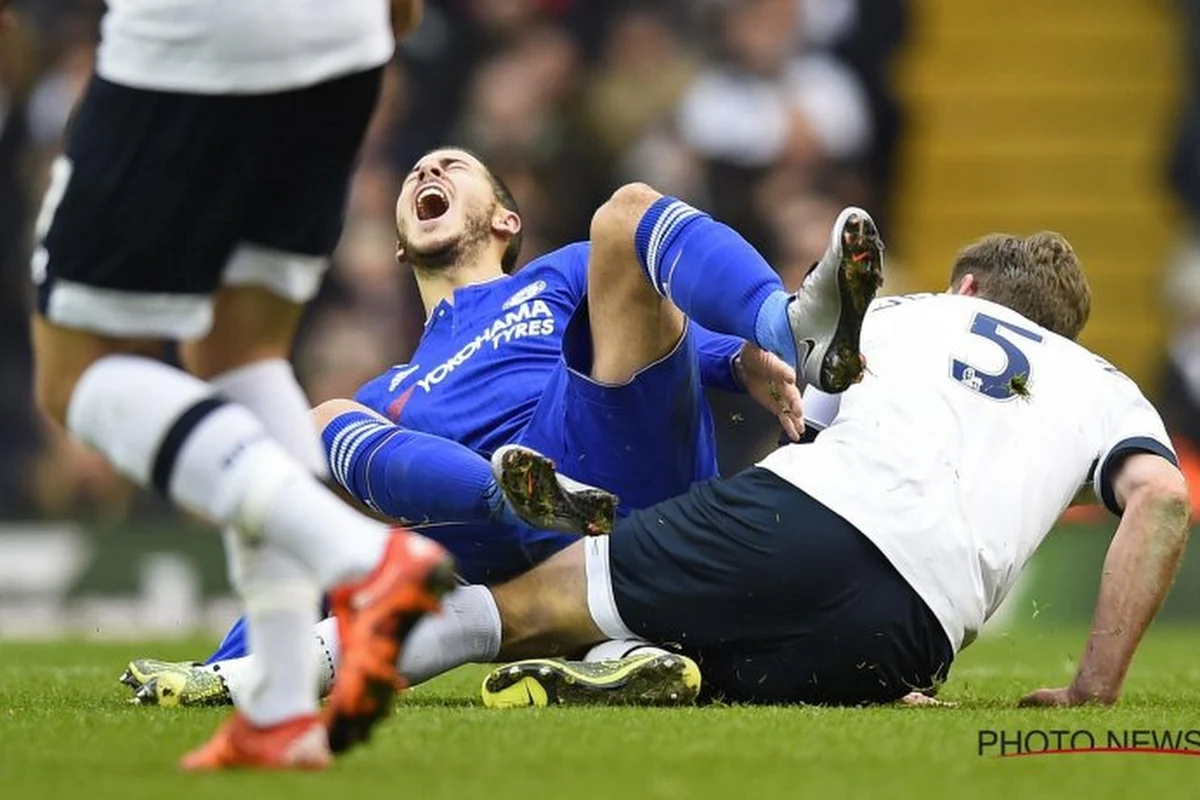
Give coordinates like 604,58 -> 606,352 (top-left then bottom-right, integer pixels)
119,151 -> 883,706
472,230 -> 1191,707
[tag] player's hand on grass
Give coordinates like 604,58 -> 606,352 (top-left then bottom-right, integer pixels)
1018,684 -> 1105,708
734,343 -> 805,441
898,691 -> 957,708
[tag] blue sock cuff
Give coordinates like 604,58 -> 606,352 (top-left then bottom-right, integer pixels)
320,411 -> 395,503
634,196 -> 706,295
753,289 -> 798,367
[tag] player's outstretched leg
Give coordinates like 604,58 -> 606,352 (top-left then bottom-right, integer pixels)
491,444 -> 618,536
626,189 -> 883,392
480,651 -> 701,708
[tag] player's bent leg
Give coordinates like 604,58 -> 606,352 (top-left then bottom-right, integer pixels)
620,187 -> 884,392
586,182 -> 687,385
622,189 -> 796,370
519,306 -> 718,512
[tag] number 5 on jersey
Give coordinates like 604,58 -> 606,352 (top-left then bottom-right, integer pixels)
951,313 -> 1043,400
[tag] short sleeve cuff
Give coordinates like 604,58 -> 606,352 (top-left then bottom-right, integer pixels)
1093,436 -> 1179,515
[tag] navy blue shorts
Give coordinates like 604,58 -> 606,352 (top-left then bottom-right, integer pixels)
607,468 -> 953,705
518,301 -> 719,512
34,68 -> 382,339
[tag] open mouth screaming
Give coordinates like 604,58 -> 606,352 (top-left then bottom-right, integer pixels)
416,183 -> 450,222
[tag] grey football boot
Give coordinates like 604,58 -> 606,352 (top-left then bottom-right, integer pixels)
789,206 -> 885,393
490,444 -> 618,536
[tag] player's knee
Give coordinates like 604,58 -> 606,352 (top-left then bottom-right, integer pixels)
590,182 -> 661,249
608,181 -> 660,213
311,398 -> 383,433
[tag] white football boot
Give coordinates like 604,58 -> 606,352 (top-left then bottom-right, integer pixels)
788,206 -> 885,393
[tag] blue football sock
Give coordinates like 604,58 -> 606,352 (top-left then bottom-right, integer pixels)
633,196 -> 797,366
205,614 -> 250,663
323,411 -> 511,525
753,289 -> 797,368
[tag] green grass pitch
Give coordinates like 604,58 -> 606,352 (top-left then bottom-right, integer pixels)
1,628 -> 1198,799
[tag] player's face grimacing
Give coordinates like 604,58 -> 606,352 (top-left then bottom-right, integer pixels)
395,148 -> 509,271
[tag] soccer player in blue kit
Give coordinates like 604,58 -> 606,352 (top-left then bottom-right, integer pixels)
294,147 -> 820,578
121,147 -> 880,706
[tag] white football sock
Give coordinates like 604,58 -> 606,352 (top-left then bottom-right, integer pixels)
208,615 -> 340,706
210,583 -> 496,700
235,574 -> 321,725
398,585 -> 501,684
211,359 -> 326,477
313,615 -> 339,697
207,655 -> 255,707
212,359 -> 325,723
210,586 -> 499,701
583,639 -> 667,662
68,355 -> 388,588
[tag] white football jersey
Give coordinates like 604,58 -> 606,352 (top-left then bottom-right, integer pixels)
97,0 -> 393,94
759,293 -> 1176,652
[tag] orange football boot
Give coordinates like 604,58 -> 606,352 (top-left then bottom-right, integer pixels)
180,713 -> 330,771
323,529 -> 457,754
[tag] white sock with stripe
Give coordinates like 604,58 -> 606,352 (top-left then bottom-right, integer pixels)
583,639 -> 668,662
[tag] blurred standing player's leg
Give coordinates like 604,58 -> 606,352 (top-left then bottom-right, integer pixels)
30,0 -> 454,770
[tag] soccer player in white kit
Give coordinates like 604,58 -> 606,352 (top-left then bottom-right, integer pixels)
372,225 -> 1190,708
25,0 -> 458,768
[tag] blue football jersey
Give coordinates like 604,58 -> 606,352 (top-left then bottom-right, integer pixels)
354,242 -> 744,457
354,243 -> 589,455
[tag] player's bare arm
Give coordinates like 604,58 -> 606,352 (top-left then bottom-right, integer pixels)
1021,452 -> 1190,707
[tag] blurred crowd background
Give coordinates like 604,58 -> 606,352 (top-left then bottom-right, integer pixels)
0,0 -> 1198,529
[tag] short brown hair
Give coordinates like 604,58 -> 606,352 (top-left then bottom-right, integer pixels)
429,146 -> 524,273
949,232 -> 1091,339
